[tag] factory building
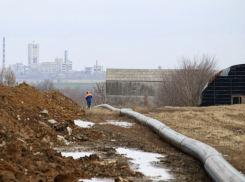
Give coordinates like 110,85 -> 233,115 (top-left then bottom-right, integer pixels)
85,60 -> 103,74
26,42 -> 73,74
39,58 -> 72,73
199,64 -> 245,106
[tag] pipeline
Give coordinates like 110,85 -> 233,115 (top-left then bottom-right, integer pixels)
96,104 -> 245,182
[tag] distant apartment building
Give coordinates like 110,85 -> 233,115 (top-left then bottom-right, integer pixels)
85,60 -> 103,74
39,58 -> 72,73
10,63 -> 25,75
28,43 -> 39,69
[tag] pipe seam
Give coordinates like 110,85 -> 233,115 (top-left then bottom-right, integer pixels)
204,154 -> 221,164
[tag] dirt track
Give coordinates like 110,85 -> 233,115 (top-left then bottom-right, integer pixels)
0,83 -> 244,181
84,108 -> 211,181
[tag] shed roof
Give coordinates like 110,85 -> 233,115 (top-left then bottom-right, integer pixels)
106,69 -> 171,82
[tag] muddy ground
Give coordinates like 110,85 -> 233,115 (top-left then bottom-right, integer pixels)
82,108 -> 211,182
0,83 -> 244,181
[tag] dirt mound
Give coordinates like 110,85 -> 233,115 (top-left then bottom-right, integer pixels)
0,83 -> 95,181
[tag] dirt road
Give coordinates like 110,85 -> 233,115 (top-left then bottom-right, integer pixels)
80,108 -> 211,181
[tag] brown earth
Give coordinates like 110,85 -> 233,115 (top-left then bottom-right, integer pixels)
1,83 -> 244,182
0,83 -> 139,182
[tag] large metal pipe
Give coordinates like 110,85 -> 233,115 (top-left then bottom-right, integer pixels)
96,104 -> 245,182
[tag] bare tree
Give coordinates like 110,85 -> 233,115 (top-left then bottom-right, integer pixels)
93,82 -> 107,105
0,67 -> 5,85
36,79 -> 55,91
0,67 -> 16,86
156,55 -> 217,106
4,67 -> 16,86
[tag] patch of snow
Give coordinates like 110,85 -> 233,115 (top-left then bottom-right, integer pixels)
100,120 -> 134,128
48,119 -> 57,124
117,148 -> 172,181
61,151 -> 93,159
74,120 -> 95,128
67,126 -> 72,135
40,110 -> 48,114
79,178 -> 114,182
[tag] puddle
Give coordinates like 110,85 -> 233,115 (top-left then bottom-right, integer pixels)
55,146 -> 93,159
100,120 -> 134,128
117,148 -> 172,181
79,178 -> 114,182
74,120 -> 95,128
61,151 -> 93,159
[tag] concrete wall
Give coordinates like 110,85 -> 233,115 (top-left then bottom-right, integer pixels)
106,69 -> 169,105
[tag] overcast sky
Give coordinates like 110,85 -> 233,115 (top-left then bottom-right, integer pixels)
0,0 -> 244,71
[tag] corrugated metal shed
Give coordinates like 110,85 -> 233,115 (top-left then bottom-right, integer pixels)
199,64 -> 245,106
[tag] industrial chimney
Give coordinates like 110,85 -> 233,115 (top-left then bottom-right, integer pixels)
64,50 -> 68,63
96,60 -> 98,75
2,37 -> 5,68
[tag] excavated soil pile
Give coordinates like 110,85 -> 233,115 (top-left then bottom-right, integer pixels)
0,83 -> 127,182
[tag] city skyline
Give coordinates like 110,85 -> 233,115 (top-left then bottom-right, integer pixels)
0,0 -> 245,71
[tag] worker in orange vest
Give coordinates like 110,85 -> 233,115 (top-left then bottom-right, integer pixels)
85,91 -> 93,109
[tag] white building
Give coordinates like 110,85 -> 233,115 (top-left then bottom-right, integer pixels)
85,60 -> 104,74
39,58 -> 72,73
28,43 -> 39,69
9,63 -> 25,75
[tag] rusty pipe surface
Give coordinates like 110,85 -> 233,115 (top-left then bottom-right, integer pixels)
96,104 -> 245,182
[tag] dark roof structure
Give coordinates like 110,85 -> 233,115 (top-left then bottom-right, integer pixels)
199,64 -> 245,106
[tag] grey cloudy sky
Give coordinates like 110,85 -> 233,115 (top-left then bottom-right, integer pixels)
0,0 -> 245,71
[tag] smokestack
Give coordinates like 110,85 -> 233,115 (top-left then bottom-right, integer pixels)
96,60 -> 98,75
2,37 -> 5,68
64,50 -> 68,63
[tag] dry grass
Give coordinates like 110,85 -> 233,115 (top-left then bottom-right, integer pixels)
148,105 -> 245,173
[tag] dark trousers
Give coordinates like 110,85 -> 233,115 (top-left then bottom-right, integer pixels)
87,102 -> 91,108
